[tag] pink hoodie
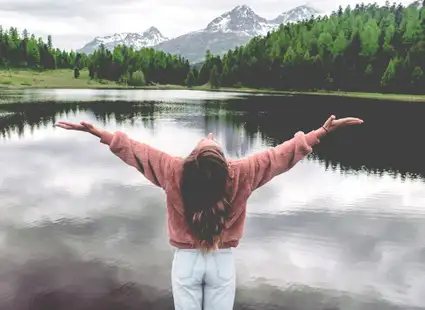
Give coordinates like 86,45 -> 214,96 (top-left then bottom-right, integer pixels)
100,128 -> 325,249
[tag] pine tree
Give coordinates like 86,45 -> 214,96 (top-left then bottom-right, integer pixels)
128,70 -> 146,86
221,63 -> 230,86
186,70 -> 195,87
209,65 -> 220,89
88,63 -> 95,79
198,63 -> 210,85
381,58 -> 398,90
47,35 -> 53,49
410,66 -> 424,93
365,64 -> 373,76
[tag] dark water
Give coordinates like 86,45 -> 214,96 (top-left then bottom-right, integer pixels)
0,89 -> 425,310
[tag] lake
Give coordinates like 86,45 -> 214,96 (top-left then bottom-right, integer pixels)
0,89 -> 425,310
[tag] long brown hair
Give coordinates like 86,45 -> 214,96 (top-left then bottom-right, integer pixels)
181,145 -> 232,252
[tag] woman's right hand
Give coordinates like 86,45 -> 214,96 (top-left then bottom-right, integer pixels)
322,115 -> 363,133
55,121 -> 102,138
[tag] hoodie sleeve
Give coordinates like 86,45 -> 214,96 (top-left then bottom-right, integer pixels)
100,130 -> 175,189
241,130 -> 323,191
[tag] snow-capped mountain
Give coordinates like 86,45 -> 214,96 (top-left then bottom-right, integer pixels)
78,5 -> 320,62
155,5 -> 320,63
205,5 -> 273,36
271,5 -> 320,24
78,27 -> 168,54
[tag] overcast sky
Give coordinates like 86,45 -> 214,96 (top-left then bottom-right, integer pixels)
0,0 -> 412,51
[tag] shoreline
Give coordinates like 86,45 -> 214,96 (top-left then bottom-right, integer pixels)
187,87 -> 425,102
4,83 -> 425,103
2,69 -> 425,102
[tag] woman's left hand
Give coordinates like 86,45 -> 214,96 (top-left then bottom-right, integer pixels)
55,121 -> 102,138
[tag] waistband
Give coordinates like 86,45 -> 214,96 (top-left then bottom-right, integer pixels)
173,247 -> 233,254
169,239 -> 239,249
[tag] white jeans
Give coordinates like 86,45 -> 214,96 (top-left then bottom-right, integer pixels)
171,248 -> 236,310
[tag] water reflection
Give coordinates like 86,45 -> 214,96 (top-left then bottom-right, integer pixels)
0,89 -> 247,105
0,90 -> 425,310
2,95 -> 425,178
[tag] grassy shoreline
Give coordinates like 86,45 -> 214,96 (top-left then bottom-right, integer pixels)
2,69 -> 425,102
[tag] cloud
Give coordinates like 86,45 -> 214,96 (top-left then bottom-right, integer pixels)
0,0 -> 146,18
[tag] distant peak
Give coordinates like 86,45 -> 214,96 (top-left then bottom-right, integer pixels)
145,26 -> 160,33
290,4 -> 320,13
142,26 -> 167,39
226,4 -> 262,19
234,4 -> 250,10
271,4 -> 320,25
231,4 -> 254,13
205,4 -> 268,35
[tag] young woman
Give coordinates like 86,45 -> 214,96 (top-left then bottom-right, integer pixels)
55,115 -> 363,310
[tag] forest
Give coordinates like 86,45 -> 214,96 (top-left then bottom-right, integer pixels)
198,1 -> 425,94
1,2 -> 425,93
0,27 -> 190,86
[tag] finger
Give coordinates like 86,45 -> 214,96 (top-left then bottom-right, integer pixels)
55,122 -> 85,130
57,122 -> 82,129
57,121 -> 78,126
335,118 -> 364,126
340,118 -> 364,124
207,133 -> 214,139
341,117 -> 362,122
56,122 -> 70,127
80,121 -> 93,128
55,124 -> 71,129
324,115 -> 336,127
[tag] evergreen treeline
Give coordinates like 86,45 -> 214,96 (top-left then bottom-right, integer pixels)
0,26 -> 190,86
88,45 -> 190,85
196,2 -> 425,94
0,27 -> 83,69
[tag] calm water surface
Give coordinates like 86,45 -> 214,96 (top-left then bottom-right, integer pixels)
0,89 -> 425,310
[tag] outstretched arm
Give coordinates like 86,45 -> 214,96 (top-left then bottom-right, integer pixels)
55,121 -> 175,189
238,115 -> 363,191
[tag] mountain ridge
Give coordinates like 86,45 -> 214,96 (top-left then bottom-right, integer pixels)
78,26 -> 168,54
78,4 -> 321,62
